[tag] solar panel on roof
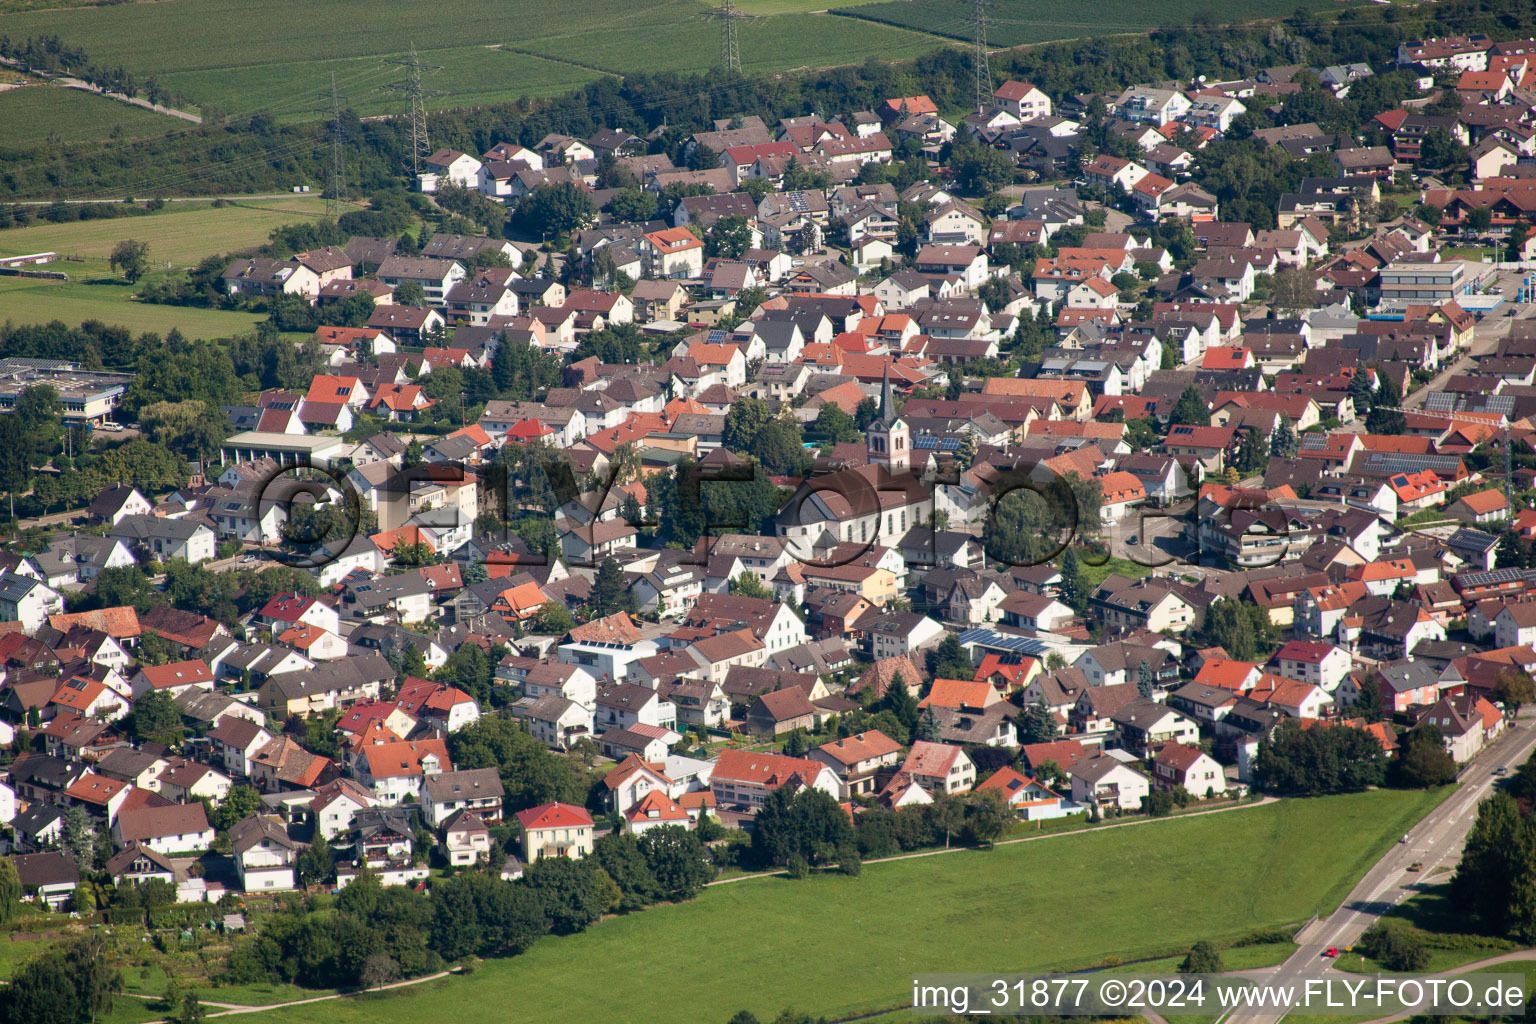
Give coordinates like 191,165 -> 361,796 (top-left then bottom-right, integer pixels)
954,628 -> 1052,657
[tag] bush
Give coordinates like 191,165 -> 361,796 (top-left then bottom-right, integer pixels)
785,854 -> 809,879
1358,921 -> 1431,972
1232,927 -> 1293,947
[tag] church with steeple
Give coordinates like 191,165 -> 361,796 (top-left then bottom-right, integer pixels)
866,363 -> 909,472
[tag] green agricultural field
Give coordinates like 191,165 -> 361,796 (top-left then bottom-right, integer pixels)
0,274 -> 271,339
0,197 -> 353,265
0,0 -> 954,122
0,84 -> 186,148
836,0 -> 1363,48
514,11 -> 947,77
249,788 -> 1448,1024
158,47 -> 606,123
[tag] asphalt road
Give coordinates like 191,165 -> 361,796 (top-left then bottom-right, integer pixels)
1224,714 -> 1536,1024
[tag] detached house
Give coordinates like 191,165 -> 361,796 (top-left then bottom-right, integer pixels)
1151,742 -> 1228,797
809,730 -> 903,799
230,815 -> 297,892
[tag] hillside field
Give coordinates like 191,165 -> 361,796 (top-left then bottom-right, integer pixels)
0,196 -> 353,264
244,788 -> 1448,1024
0,0 -> 955,124
836,0 -> 1366,48
0,84 -> 186,148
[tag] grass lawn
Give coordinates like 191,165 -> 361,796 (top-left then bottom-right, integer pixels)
249,788 -> 1449,1024
0,84 -> 186,148
1079,554 -> 1157,590
0,197 -> 352,265
0,274 -> 270,339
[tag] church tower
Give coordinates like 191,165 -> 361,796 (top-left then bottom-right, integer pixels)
866,362 -> 909,472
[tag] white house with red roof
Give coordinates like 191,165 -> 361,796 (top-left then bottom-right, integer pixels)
709,748 -> 840,810
130,659 -> 215,700
900,740 -> 975,795
394,677 -> 481,733
1273,640 -> 1353,693
256,594 -> 340,636
809,730 -> 903,799
624,789 -> 692,835
602,755 -> 672,817
1150,743 -> 1227,798
309,778 -> 379,840
516,802 -> 594,861
63,771 -> 132,823
419,148 -> 483,193
993,80 -> 1051,120
974,766 -> 1069,820
356,739 -> 449,805
642,227 -> 706,279
276,623 -> 349,662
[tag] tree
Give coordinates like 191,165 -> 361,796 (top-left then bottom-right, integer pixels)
751,787 -> 854,868
964,790 -> 1012,847
915,707 -> 941,743
1019,699 -> 1057,744
211,785 -> 263,832
593,833 -> 662,911
927,792 -> 966,849
447,716 -> 587,811
2,934 -> 123,1024
1393,723 -> 1458,789
807,403 -> 860,445
1351,675 -> 1386,723
930,633 -> 971,679
1136,659 -> 1155,698
0,858 -> 20,924
126,689 -> 183,745
1492,669 -> 1536,714
1255,718 -> 1387,795
393,280 -> 427,307
721,398 -> 773,455
523,856 -> 604,934
877,674 -> 919,741
1179,940 -> 1224,974
61,804 -> 97,872
728,571 -> 772,600
517,183 -> 597,240
1271,267 -> 1316,317
1198,598 -> 1276,662
1170,385 -> 1208,426
1270,418 -> 1298,458
590,556 -> 627,617
1059,545 -> 1086,613
706,215 -> 752,259
110,239 -> 150,283
530,600 -> 577,635
296,831 -> 333,887
638,825 -> 715,899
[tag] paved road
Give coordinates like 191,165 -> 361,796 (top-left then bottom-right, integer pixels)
1224,715 -> 1536,1024
1402,268 -> 1536,411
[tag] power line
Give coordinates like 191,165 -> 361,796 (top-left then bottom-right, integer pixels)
968,0 -> 991,113
385,43 -> 444,176
326,73 -> 347,220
